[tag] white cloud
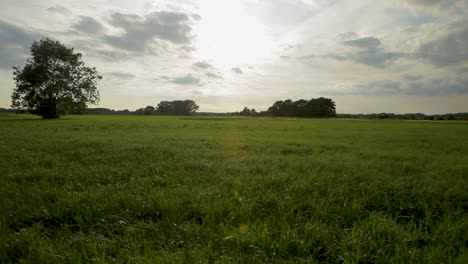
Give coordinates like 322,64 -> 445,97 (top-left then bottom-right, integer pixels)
105,11 -> 194,52
232,67 -> 243,74
343,37 -> 382,48
73,16 -> 104,35
418,25 -> 468,66
108,71 -> 136,79
324,77 -> 468,96
171,74 -> 201,85
0,19 -> 42,69
193,61 -> 212,69
0,0 -> 467,113
47,6 -> 70,14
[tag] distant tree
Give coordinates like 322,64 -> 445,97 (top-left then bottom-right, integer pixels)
171,100 -> 199,115
304,97 -> 336,117
268,97 -> 336,118
292,99 -> 307,117
11,38 -> 101,119
157,101 -> 175,115
86,107 -> 114,115
0,108 -> 16,113
447,115 -> 455,120
268,100 -> 292,117
156,100 -> 199,115
282,99 -> 294,116
135,108 -> 145,115
240,107 -> 251,116
115,109 -> 130,115
144,106 -> 155,115
268,100 -> 282,116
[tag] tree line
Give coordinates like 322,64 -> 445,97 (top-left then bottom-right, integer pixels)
336,112 -> 468,120
231,98 -> 336,118
134,100 -> 199,116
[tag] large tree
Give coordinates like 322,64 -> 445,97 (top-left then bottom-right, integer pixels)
11,38 -> 101,119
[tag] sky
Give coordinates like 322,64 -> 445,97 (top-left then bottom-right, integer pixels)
0,0 -> 467,114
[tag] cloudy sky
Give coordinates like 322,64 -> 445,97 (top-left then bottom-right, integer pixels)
1,0 -> 467,113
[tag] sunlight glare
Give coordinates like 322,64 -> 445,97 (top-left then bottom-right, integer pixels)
193,1 -> 274,70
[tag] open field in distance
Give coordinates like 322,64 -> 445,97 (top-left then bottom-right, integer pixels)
1,115 -> 467,263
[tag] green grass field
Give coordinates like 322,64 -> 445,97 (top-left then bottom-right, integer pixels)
1,114 -> 467,263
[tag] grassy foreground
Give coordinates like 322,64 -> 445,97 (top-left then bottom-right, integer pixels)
0,114 -> 467,263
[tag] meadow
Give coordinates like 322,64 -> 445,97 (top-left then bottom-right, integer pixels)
0,114 -> 467,263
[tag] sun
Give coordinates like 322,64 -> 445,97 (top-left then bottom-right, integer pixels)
192,1 -> 274,71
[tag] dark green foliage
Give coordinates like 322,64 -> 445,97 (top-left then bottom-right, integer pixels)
155,100 -> 175,114
135,100 -> 200,116
239,106 -> 251,116
144,106 -> 155,115
304,97 -> 336,117
268,97 -> 336,117
269,99 -> 294,117
156,100 -> 199,115
11,38 -> 101,119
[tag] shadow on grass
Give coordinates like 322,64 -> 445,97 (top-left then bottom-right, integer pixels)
0,115 -> 73,122
0,118 -> 42,122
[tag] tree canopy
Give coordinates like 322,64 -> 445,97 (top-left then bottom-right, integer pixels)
268,97 -> 336,118
156,100 -> 199,115
11,38 -> 101,119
